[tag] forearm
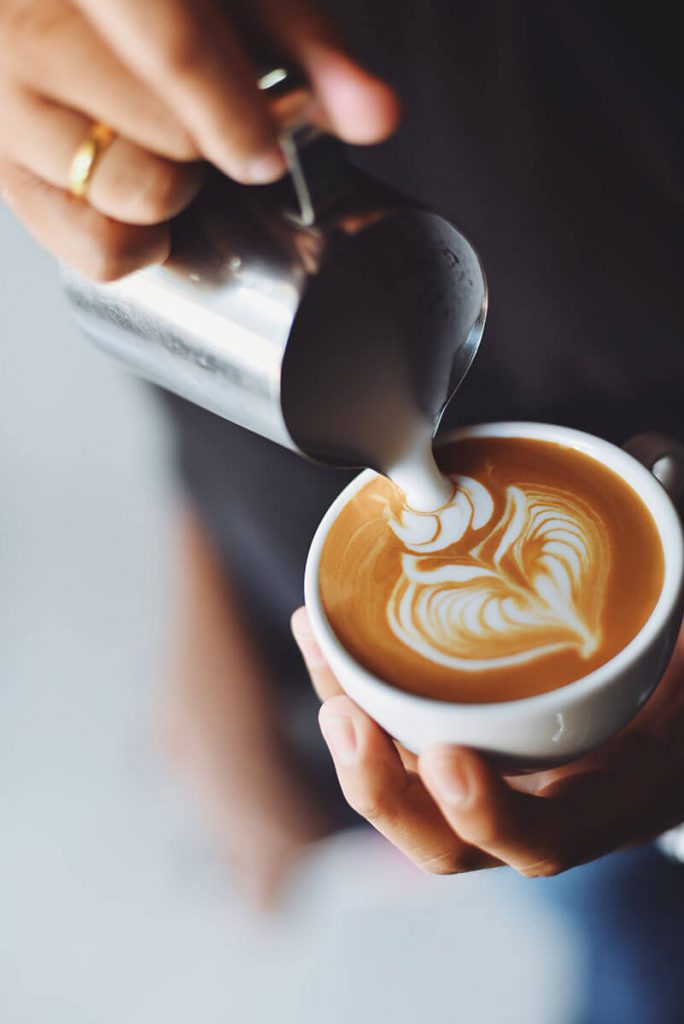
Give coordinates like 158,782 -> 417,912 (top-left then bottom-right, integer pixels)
171,507 -> 286,768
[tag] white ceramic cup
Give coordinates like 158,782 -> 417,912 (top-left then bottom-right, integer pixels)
304,422 -> 684,770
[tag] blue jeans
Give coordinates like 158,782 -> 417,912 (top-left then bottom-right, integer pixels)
527,845 -> 684,1024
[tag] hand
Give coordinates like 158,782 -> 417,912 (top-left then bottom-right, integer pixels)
0,0 -> 399,279
291,607 -> 684,876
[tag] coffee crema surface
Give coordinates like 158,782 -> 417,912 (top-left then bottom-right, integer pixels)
319,437 -> 664,702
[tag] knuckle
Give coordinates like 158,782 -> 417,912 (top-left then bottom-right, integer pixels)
348,794 -> 387,824
156,18 -> 204,76
80,220 -> 140,282
0,0 -> 61,49
82,246 -> 127,283
166,131 -> 201,163
452,797 -> 500,849
417,848 -> 468,876
518,851 -> 574,879
469,816 -> 500,850
94,146 -> 201,226
118,99 -> 200,164
134,158 -> 192,222
346,783 -> 393,824
417,842 -> 490,876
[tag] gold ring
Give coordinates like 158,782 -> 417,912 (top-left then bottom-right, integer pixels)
67,121 -> 115,198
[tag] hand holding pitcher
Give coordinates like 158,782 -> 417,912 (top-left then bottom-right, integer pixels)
0,0 -> 398,278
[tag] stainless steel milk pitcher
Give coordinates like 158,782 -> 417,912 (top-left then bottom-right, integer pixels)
63,68 -> 488,475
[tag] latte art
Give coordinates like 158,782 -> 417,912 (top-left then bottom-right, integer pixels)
386,479 -> 609,671
319,436 -> 664,702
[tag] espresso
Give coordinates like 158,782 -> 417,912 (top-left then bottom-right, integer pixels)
318,436 -> 665,702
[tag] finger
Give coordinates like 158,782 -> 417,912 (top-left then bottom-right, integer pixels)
73,0 -> 286,183
419,745 -> 584,877
290,608 -> 420,771
252,0 -> 401,144
1,90 -> 205,226
418,746 -> 643,876
290,606 -> 343,701
0,159 -> 170,280
1,0 -> 199,161
320,696 -> 500,874
424,727 -> 684,878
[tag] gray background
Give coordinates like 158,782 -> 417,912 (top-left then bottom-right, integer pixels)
0,205 -> 580,1023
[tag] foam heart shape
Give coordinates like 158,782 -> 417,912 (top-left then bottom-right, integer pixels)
386,476 -> 610,672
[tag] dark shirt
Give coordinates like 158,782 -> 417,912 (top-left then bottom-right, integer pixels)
163,1 -> 683,681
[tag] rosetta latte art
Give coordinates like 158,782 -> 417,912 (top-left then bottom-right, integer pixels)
385,476 -> 610,671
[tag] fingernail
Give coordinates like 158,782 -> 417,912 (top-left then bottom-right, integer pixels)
320,714 -> 357,765
246,149 -> 286,184
430,756 -> 469,805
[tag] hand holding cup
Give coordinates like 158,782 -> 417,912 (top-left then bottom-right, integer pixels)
293,424 -> 684,875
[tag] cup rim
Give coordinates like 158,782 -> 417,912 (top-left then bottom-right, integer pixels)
304,421 -> 684,714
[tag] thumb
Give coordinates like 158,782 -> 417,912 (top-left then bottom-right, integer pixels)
253,0 -> 401,144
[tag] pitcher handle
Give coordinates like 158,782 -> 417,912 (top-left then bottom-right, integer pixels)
258,65 -> 355,227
